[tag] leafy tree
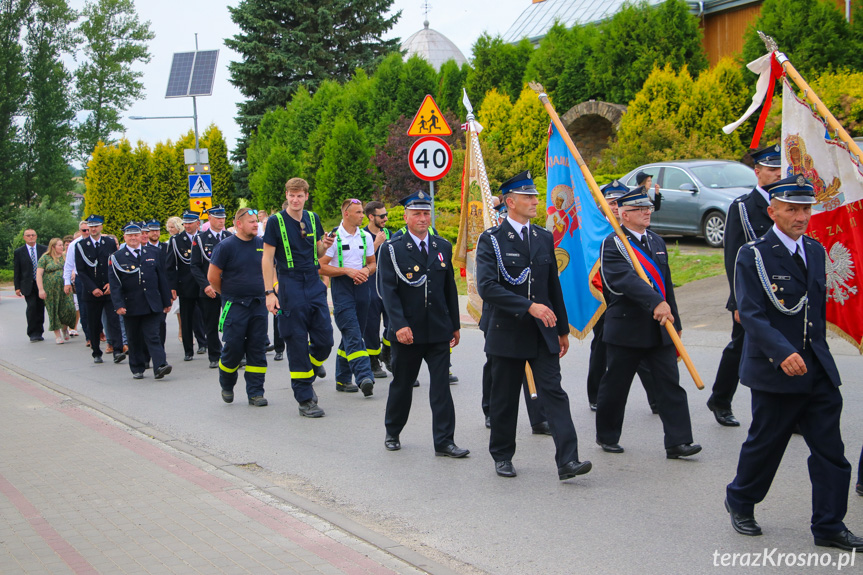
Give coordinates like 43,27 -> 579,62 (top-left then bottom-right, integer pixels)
4,200 -> 78,264
466,34 -> 532,107
506,86 -> 549,178
226,0 -> 401,198
523,22 -> 575,101
553,24 -> 600,111
0,0 -> 32,212
743,0 -> 861,78
476,88 -> 513,153
73,0 -> 153,168
150,139 -> 185,220
314,115 -> 375,218
436,59 -> 468,119
395,55 -> 438,122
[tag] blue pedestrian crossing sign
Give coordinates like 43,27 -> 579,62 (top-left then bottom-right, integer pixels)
189,174 -> 212,197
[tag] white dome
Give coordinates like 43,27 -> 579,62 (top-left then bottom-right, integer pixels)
401,21 -> 468,71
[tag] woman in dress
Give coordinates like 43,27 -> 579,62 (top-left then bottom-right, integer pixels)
36,237 -> 77,344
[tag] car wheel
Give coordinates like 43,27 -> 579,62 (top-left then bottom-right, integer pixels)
702,210 -> 725,248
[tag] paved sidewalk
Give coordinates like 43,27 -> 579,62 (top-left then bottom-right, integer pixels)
0,365 -> 439,575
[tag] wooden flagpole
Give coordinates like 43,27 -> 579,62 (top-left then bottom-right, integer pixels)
529,82 -> 704,390
761,32 -> 863,162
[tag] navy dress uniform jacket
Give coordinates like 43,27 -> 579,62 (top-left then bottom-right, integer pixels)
475,220 -> 568,358
75,236 -> 119,301
600,228 -> 681,348
190,229 -> 232,296
724,189 -> 773,311
378,233 -> 460,344
108,245 -> 172,315
734,229 -> 841,394
166,233 -> 199,298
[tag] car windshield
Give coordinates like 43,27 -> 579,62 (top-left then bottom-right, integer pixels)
689,163 -> 756,188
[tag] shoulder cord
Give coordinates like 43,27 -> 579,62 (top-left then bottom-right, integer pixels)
387,242 -> 427,307
488,235 -> 531,286
336,229 -> 368,268
739,202 -> 757,243
171,236 -> 191,265
750,244 -> 809,349
76,241 -> 98,269
109,254 -> 141,284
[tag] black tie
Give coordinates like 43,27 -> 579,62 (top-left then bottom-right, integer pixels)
420,240 -> 427,258
640,235 -> 649,252
521,226 -> 528,245
793,244 -> 807,276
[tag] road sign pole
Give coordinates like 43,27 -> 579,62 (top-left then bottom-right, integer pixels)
430,180 -> 435,228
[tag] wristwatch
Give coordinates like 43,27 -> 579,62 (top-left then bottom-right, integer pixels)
265,289 -> 275,296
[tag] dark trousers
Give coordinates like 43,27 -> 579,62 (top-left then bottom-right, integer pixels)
481,354 -> 546,426
333,276 -> 373,385
179,296 -> 207,355
23,285 -> 45,338
363,292 -> 388,356
273,313 -> 285,353
709,315 -> 745,410
219,298 -> 268,398
74,276 -> 90,341
85,296 -> 122,359
125,312 -> 166,374
144,312 -> 168,367
596,343 -> 693,449
587,315 -> 657,406
198,295 -> 222,362
277,271 -> 333,403
726,377 -> 851,538
489,350 -> 579,467
857,444 -> 862,487
385,340 -> 455,450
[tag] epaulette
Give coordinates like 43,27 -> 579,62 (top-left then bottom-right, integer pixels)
533,225 -> 552,237
389,233 -> 406,243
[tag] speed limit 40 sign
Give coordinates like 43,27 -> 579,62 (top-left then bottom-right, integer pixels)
408,136 -> 453,182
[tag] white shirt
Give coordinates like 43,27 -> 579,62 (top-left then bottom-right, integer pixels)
506,216 -> 529,239
756,185 -> 770,205
772,224 -> 807,266
324,224 -> 374,270
63,237 -> 83,285
623,226 -> 647,245
408,230 -> 430,254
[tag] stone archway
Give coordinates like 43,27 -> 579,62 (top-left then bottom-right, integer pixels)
560,101 -> 627,164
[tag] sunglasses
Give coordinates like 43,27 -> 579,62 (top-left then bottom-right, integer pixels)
238,209 -> 259,218
347,199 -> 360,204
375,212 -> 388,218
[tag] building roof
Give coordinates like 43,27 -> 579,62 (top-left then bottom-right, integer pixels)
502,0 -> 761,43
401,20 -> 469,70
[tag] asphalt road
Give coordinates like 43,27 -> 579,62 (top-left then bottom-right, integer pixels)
1,276 -> 861,575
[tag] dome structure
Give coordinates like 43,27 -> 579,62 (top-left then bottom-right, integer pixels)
401,20 -> 468,71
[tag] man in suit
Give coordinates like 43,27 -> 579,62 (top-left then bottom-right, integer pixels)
75,215 -> 125,364
13,229 -> 47,341
595,187 -> 700,459
725,175 -> 862,551
378,191 -> 467,458
109,222 -> 173,380
476,171 -> 590,480
145,219 -> 170,349
191,206 -> 232,369
167,210 -> 206,361
707,144 -> 782,427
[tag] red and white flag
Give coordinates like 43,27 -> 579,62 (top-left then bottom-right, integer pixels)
781,79 -> 863,352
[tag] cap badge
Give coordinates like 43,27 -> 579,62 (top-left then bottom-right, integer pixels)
418,191 -> 425,199
526,171 -> 531,179
612,180 -> 619,186
796,175 -> 806,187
774,144 -> 781,152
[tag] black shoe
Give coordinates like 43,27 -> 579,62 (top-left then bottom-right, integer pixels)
113,352 -> 127,364
708,402 -> 740,427
30,336 -> 44,342
336,381 -> 359,392
359,378 -> 374,397
221,389 -> 234,403
315,365 -> 326,379
815,530 -> 863,551
449,372 -> 459,384
184,354 -> 193,361
857,483 -> 863,496
435,444 -> 469,458
265,344 -> 275,352
589,403 -> 597,412
197,345 -> 207,355
597,440 -> 624,453
649,403 -> 659,415
666,443 -> 702,459
248,396 -> 268,407
154,364 -> 172,380
531,422 -> 552,435
209,360 -> 218,369
725,498 -> 762,536
384,434 -> 400,451
93,356 -> 104,364
370,357 -> 387,378
274,352 -> 283,361
558,460 -> 592,480
143,362 -> 151,370
132,372 -> 144,380
412,379 -> 420,387
298,400 -> 325,418
495,461 -> 517,477
485,416 -> 491,429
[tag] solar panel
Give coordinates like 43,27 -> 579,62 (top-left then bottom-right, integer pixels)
165,50 -> 219,98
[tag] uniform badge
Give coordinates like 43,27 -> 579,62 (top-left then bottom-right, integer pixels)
532,228 -> 537,237
770,283 -> 778,292
778,298 -> 785,305
414,265 -> 420,272
796,175 -> 806,187
406,272 -> 413,279
432,241 -> 437,248
441,262 -> 446,268
438,253 -> 444,262
507,232 -> 515,240
131,266 -> 136,270
419,191 -> 426,199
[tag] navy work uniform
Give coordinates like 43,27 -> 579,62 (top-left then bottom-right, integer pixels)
596,187 -> 699,457
145,220 -> 169,349
586,181 -> 658,412
378,191 -> 465,456
263,209 -> 333,412
476,171 -> 589,480
167,210 -> 206,360
191,206 -> 232,368
479,199 -> 548,432
726,176 -> 862,550
708,145 -> 780,426
75,215 -> 125,363
325,223 -> 376,394
108,223 -> 172,379
363,224 -> 391,371
211,233 -> 269,405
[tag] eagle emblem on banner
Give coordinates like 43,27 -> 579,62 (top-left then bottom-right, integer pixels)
826,242 -> 858,305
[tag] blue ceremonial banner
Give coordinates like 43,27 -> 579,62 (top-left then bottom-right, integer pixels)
544,123 -> 612,339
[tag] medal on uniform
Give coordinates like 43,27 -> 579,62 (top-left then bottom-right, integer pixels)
441,262 -> 446,267
414,265 -> 419,271
771,283 -> 778,292
406,272 -> 413,279
131,265 -> 136,270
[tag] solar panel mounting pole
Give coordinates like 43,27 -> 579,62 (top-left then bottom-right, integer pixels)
192,34 -> 200,163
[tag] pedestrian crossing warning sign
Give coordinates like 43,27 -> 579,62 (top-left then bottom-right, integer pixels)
407,94 -> 451,136
188,174 -> 212,197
